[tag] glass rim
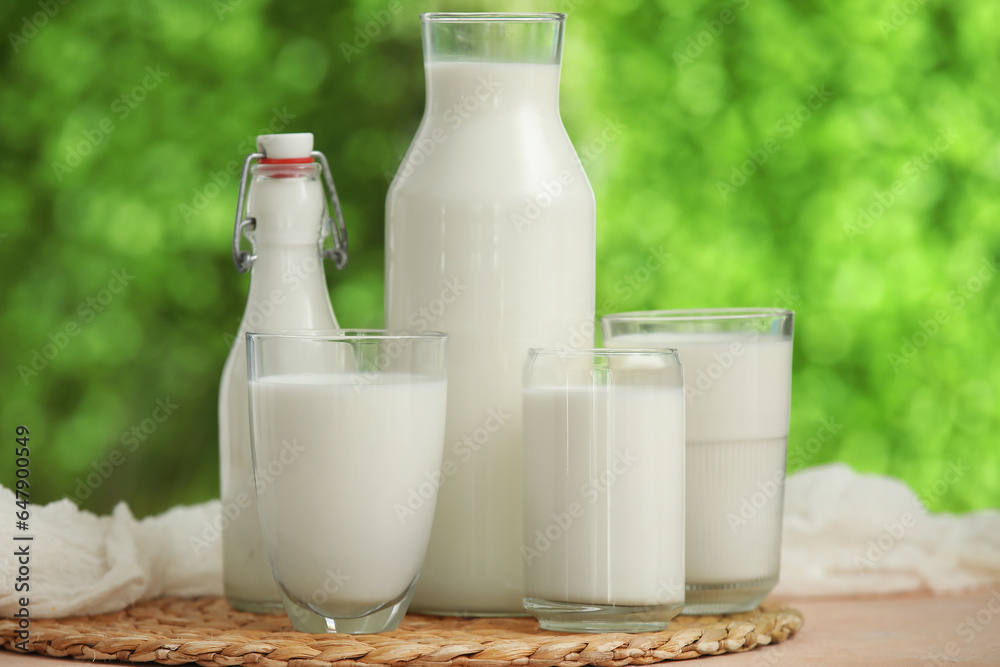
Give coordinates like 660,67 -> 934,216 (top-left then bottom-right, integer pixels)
528,347 -> 680,358
246,329 -> 448,342
421,12 -> 566,23
603,308 -> 793,323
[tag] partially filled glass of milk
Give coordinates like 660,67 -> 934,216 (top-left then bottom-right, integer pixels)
246,330 -> 448,634
522,349 -> 686,632
602,309 -> 794,614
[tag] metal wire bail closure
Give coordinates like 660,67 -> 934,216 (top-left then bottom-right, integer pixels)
312,150 -> 350,271
231,150 -> 350,273
231,152 -> 262,273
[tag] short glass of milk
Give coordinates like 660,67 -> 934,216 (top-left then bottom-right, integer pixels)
521,348 -> 686,632
246,330 -> 448,634
602,309 -> 794,614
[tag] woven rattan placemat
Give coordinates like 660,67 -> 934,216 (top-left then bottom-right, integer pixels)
0,596 -> 803,665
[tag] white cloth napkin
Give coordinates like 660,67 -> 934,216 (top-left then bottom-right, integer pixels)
776,463 -> 1000,596
2,462 -> 999,618
0,486 -> 221,618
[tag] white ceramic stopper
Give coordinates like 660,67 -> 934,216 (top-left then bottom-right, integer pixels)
256,133 -> 313,159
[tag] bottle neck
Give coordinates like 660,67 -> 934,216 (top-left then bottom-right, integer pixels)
424,60 -> 561,117
247,163 -> 325,243
239,164 -> 338,332
241,244 -> 337,333
421,14 -> 565,117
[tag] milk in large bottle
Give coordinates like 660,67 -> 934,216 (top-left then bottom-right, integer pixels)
385,13 -> 596,615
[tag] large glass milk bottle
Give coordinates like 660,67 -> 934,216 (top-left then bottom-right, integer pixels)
385,13 -> 596,615
220,133 -> 348,612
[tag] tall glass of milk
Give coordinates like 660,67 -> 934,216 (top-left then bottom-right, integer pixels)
602,309 -> 794,614
246,330 -> 448,634
522,349 -> 686,632
386,13 -> 596,615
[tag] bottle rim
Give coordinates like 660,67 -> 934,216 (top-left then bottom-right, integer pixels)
527,347 -> 681,359
421,12 -> 566,23
604,308 -> 794,323
250,161 -> 320,178
246,329 -> 449,342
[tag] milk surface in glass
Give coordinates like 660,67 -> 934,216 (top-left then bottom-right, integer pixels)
249,372 -> 447,616
605,331 -> 792,609
523,385 -> 685,607
386,59 -> 596,614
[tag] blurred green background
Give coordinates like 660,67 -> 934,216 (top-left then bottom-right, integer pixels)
1,0 -> 997,516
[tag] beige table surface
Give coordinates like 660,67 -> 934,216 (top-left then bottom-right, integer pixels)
4,588 -> 999,666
